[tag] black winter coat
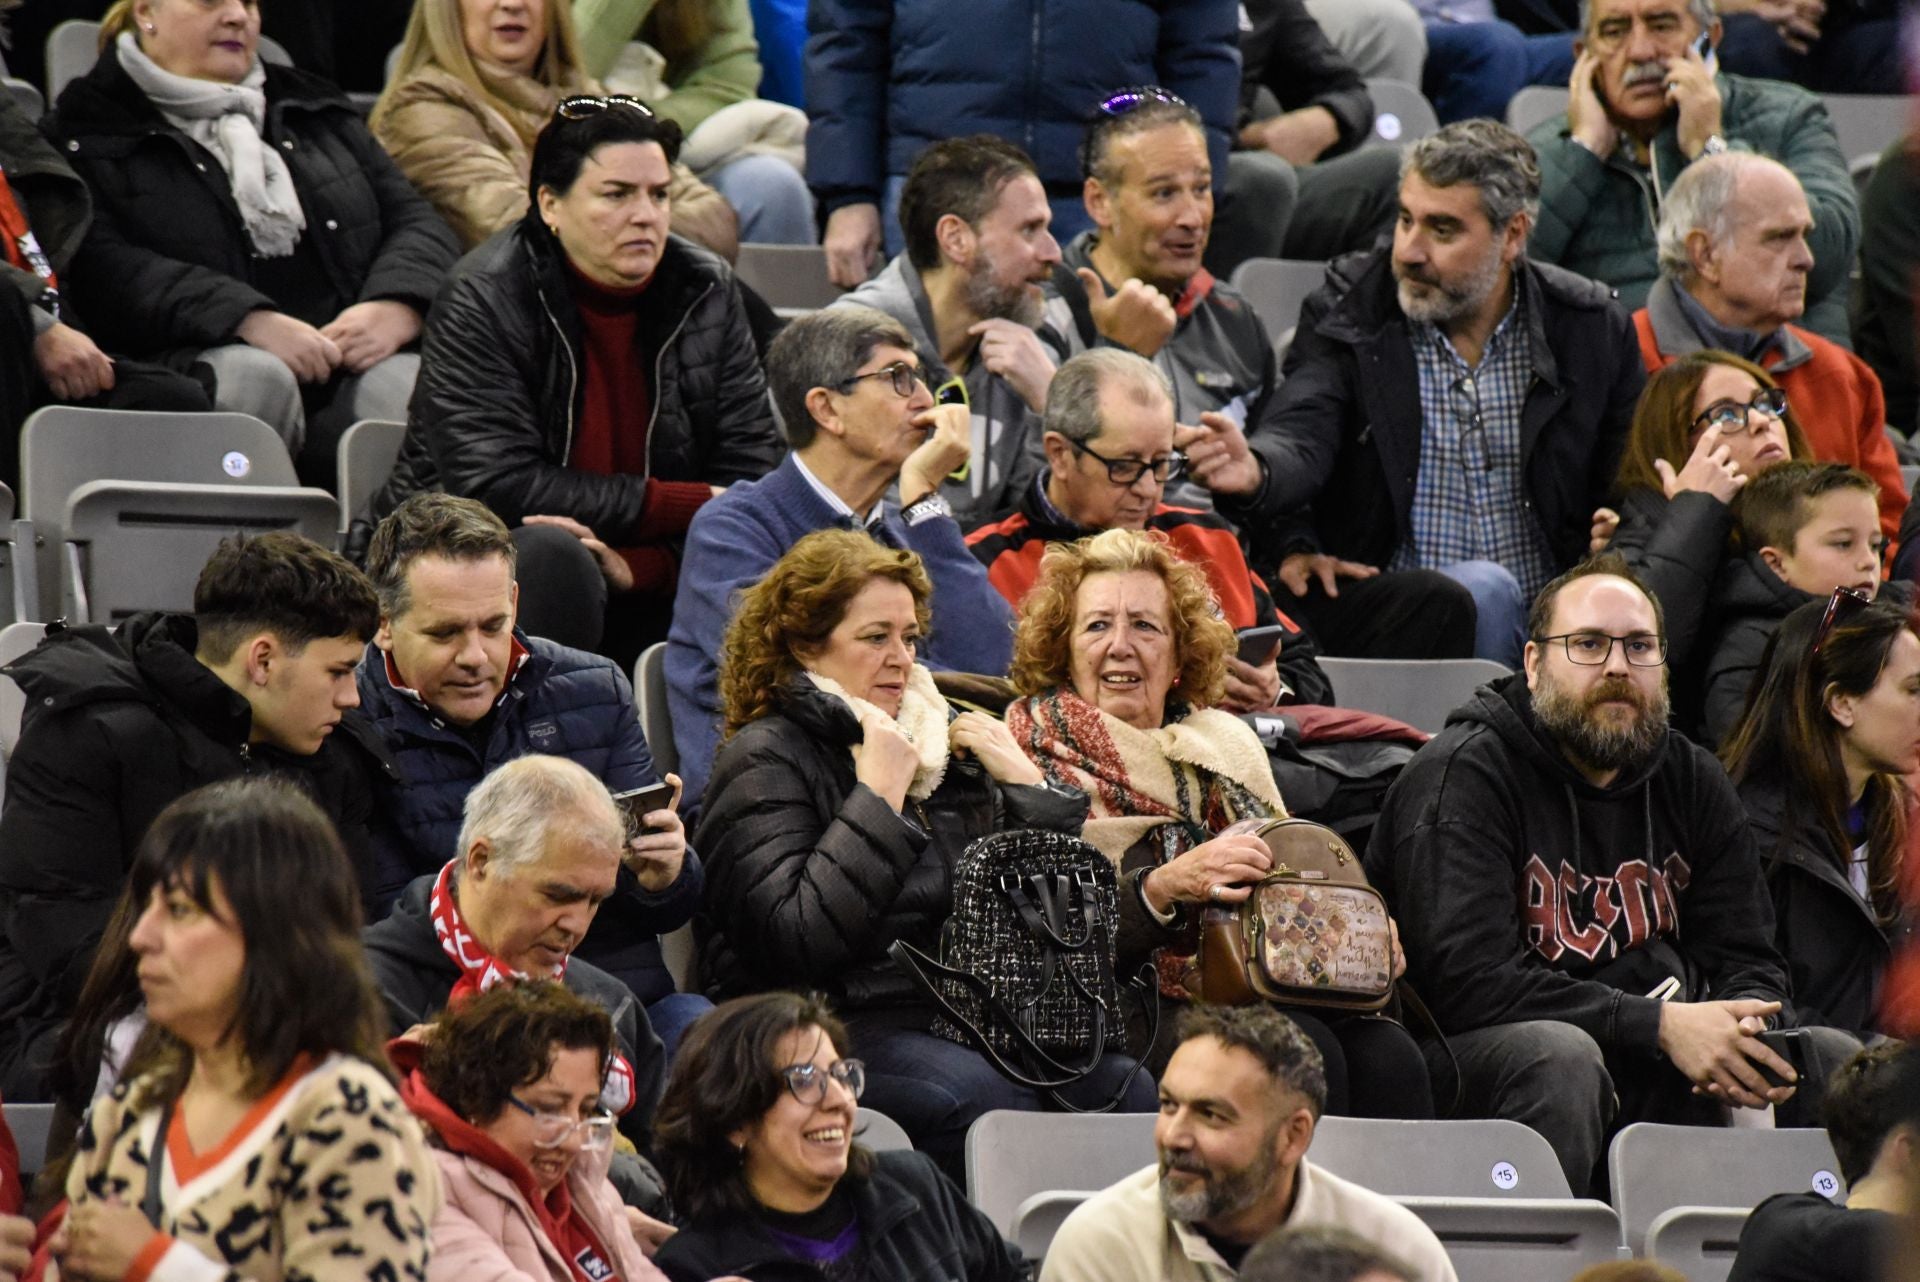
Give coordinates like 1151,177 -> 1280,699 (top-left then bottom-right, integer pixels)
0,614 -> 397,1100
45,45 -> 458,367
1738,780 -> 1909,1038
1604,486 -> 1736,675
364,217 -> 783,543
693,677 -> 1088,1019
654,1149 -> 1022,1282
1249,249 -> 1644,574
1700,553 -> 1821,748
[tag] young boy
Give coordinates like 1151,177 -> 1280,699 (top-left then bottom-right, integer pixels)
1700,461 -> 1883,745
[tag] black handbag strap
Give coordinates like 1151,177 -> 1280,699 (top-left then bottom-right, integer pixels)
1391,981 -> 1464,1119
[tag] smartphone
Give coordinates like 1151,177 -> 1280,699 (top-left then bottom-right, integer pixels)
612,781 -> 676,831
1691,29 -> 1717,73
1753,1028 -> 1805,1091
1236,625 -> 1286,666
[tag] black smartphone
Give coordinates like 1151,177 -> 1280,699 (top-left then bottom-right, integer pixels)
1236,625 -> 1286,666
612,781 -> 676,831
1754,1028 -> 1805,1091
1691,29 -> 1717,72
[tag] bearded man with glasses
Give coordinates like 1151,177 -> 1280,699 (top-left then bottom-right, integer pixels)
1367,553 -> 1860,1195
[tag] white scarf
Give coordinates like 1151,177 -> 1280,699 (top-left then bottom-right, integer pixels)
806,664 -> 950,802
116,33 -> 306,258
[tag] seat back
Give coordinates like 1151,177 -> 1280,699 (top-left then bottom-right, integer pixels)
64,481 -> 340,623
734,244 -> 841,314
336,419 -> 406,531
855,1108 -> 914,1153
1821,94 -> 1907,168
2,1101 -> 57,1182
1310,1116 -> 1574,1198
1609,1123 -> 1846,1256
1398,1195 -> 1625,1281
634,642 -> 678,776
964,1109 -> 1157,1237
4,77 -> 42,116
1317,656 -> 1511,734
1227,258 -> 1328,357
1644,1205 -> 1751,1282
1361,79 -> 1440,150
1899,462 -> 1918,496
1506,85 -> 1571,138
0,621 -> 47,761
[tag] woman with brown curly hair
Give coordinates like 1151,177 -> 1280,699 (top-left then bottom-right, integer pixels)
693,527 -> 1152,1178
1597,350 -> 1811,671
1007,528 -> 1431,1118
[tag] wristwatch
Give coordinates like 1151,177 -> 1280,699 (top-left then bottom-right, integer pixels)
901,491 -> 953,527
1699,134 -> 1728,156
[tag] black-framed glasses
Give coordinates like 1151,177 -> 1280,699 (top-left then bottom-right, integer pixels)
1533,631 -> 1668,667
781,1059 -> 865,1107
504,1096 -> 617,1152
1449,375 -> 1494,474
556,94 -> 656,121
1069,437 -> 1185,486
1811,586 -> 1872,657
1095,85 -> 1191,117
1692,386 -> 1789,437
835,361 -> 925,399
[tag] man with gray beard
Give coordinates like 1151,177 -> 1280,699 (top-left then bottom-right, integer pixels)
1366,554 -> 1858,1196
1040,1007 -> 1455,1282
1205,120 -> 1644,667
835,135 -> 1069,524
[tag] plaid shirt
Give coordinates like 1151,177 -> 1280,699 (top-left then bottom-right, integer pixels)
1389,287 -> 1558,599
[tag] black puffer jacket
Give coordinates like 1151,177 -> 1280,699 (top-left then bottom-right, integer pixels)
1605,486 -> 1735,674
693,676 -> 1087,1020
0,614 -> 397,1100
45,44 -> 458,365
1700,553 -> 1820,747
363,216 -> 783,543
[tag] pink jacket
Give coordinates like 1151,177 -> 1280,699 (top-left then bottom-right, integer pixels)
427,1144 -> 668,1282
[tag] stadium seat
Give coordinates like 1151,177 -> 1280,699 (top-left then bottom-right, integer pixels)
1007,1190 -> 1103,1261
1644,1205 -> 1751,1282
1901,463 -> 1919,495
1361,79 -> 1440,151
20,407 -> 313,622
0,481 -> 32,626
2,1101 -> 55,1182
4,77 -> 42,116
1227,257 -> 1328,358
0,620 -> 47,765
336,419 -> 406,533
64,480 -> 339,623
634,641 -> 678,777
1393,1197 -> 1624,1280
734,244 -> 841,316
1821,94 -> 1908,169
1316,656 -> 1511,734
46,21 -> 291,100
1608,1123 -> 1846,1257
965,1109 -> 1156,1239
1506,85 -> 1571,138
856,1107 -> 914,1153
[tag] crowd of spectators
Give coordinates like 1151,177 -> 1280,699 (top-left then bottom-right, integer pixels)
1,0 -> 1919,1278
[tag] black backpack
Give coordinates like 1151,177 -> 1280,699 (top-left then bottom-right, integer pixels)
890,828 -> 1154,1110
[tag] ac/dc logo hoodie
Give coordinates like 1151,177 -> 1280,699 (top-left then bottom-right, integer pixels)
1364,675 -> 1791,1056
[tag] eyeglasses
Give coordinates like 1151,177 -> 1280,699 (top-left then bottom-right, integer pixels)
835,361 -> 925,399
1811,586 -> 1871,658
556,94 -> 656,121
1449,376 -> 1493,474
1692,387 -> 1789,437
1095,85 -> 1191,117
1070,436 -> 1186,486
505,1096 -> 617,1152
781,1059 -> 866,1107
1533,632 -> 1668,667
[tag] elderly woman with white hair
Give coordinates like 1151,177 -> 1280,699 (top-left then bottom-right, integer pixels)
363,754 -> 673,1147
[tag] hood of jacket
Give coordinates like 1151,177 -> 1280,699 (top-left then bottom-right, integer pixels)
1716,551 -> 1821,622
4,613 -> 253,745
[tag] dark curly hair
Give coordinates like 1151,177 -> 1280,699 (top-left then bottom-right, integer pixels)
652,993 -> 875,1225
420,982 -> 613,1125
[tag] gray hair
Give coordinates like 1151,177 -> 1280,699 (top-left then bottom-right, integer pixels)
1042,348 -> 1172,446
458,755 -> 624,875
1579,0 -> 1717,36
1655,151 -> 1792,279
1241,1227 -> 1416,1282
766,306 -> 919,450
1400,119 -> 1541,231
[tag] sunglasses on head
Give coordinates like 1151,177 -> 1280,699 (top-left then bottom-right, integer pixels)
555,95 -> 656,122
1095,85 -> 1191,118
1811,585 -> 1872,658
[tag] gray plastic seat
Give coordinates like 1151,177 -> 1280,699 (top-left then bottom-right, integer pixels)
0,620 -> 47,763
336,418 -> 406,531
1361,79 -> 1440,150
1228,258 -> 1328,358
1644,1205 -> 1752,1282
855,1107 -> 914,1153
64,480 -> 340,623
4,77 -> 42,116
1506,85 -> 1571,138
1609,1123 -> 1846,1257
965,1109 -> 1157,1238
734,244 -> 841,315
1316,656 -> 1512,734
47,20 -> 291,99
3,1101 -> 56,1180
1821,93 -> 1908,168
634,641 -> 678,777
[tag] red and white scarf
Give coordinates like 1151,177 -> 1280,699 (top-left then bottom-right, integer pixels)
428,861 -> 637,1115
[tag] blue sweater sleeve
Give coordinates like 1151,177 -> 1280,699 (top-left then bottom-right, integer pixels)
894,510 -> 1015,675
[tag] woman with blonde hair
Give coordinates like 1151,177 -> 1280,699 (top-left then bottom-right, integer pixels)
693,527 -> 1153,1179
1007,527 -> 1432,1118
371,0 -> 740,255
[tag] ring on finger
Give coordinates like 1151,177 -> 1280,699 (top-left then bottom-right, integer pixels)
1208,883 -> 1224,902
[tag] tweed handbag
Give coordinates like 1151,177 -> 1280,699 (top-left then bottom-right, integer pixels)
890,828 -> 1151,1109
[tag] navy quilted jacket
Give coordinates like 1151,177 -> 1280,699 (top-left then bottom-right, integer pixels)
355,632 -> 702,1004
802,0 -> 1240,211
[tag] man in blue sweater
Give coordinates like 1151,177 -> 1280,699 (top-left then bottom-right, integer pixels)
356,493 -> 709,1054
666,306 -> 1016,812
